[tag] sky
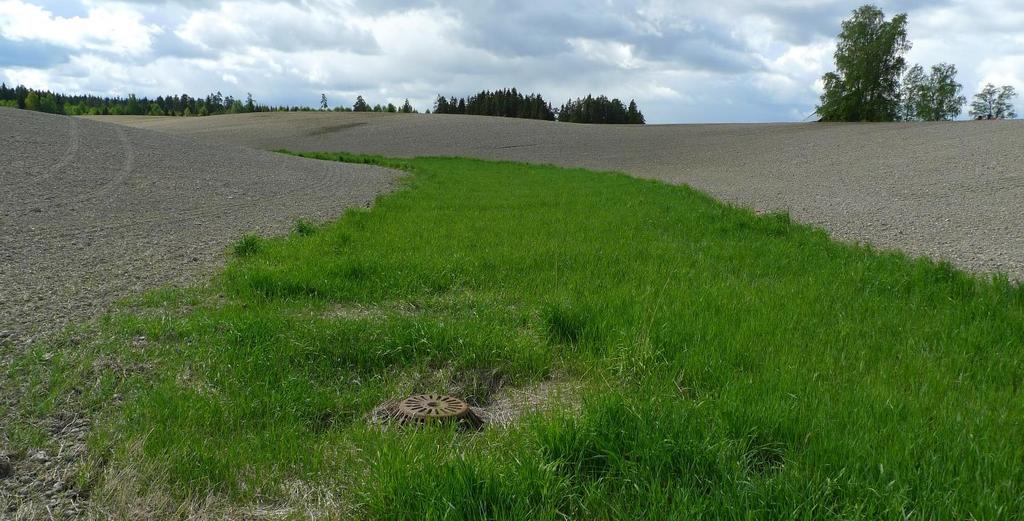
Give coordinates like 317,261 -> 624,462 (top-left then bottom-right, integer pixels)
1,0 -> 1021,123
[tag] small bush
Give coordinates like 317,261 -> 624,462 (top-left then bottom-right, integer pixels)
232,234 -> 264,257
292,218 -> 316,237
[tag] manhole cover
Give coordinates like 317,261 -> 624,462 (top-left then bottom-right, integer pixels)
396,394 -> 483,430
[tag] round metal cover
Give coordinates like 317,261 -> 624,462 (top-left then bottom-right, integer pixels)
399,394 -> 469,420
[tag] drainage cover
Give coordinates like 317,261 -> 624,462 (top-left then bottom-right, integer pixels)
397,394 -> 483,430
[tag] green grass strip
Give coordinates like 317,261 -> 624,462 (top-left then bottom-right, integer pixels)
16,153 -> 1023,519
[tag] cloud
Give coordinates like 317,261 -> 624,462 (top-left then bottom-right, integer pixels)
0,0 -> 162,55
976,55 -> 1024,91
1,0 -> 1022,123
174,1 -> 378,54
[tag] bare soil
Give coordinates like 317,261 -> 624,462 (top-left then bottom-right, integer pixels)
2,108 -> 402,517
99,111 -> 1024,279
1,108 -> 402,348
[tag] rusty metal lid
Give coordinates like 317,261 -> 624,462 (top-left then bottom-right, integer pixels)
398,394 -> 469,420
392,394 -> 484,430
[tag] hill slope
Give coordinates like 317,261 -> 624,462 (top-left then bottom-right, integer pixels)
97,112 -> 1024,279
1,108 -> 401,345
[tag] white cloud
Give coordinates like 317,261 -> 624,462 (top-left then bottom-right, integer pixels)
0,0 -> 161,55
976,55 -> 1024,91
755,39 -> 834,103
174,0 -> 376,53
567,38 -> 643,70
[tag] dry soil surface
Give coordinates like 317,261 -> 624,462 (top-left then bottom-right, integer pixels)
1,108 -> 401,347
99,111 -> 1024,280
3,109 -> 399,516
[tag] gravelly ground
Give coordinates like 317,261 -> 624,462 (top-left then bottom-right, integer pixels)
1,108 -> 402,347
101,111 -> 1024,280
2,108 -> 400,517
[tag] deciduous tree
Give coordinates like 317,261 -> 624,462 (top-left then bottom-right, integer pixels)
970,84 -> 1017,119
925,63 -> 965,121
817,5 -> 910,122
23,91 -> 40,111
900,64 -> 927,121
902,63 -> 964,121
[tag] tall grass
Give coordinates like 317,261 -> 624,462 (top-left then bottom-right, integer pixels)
36,154 -> 1024,518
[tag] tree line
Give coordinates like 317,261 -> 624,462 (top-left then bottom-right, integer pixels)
0,86 -> 423,116
346,95 -> 417,113
557,95 -> 645,124
1,83 -> 646,124
434,88 -> 556,120
817,4 -> 1017,122
0,84 -> 317,116
433,88 -> 645,124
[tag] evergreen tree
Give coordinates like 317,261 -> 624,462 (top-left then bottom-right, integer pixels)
400,99 -> 414,113
246,93 -> 256,112
626,99 -> 645,124
434,89 -> 557,120
556,94 -> 640,124
320,93 -> 329,111
434,95 -> 450,113
207,91 -> 224,112
352,95 -> 370,112
126,94 -> 142,115
817,5 -> 910,122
